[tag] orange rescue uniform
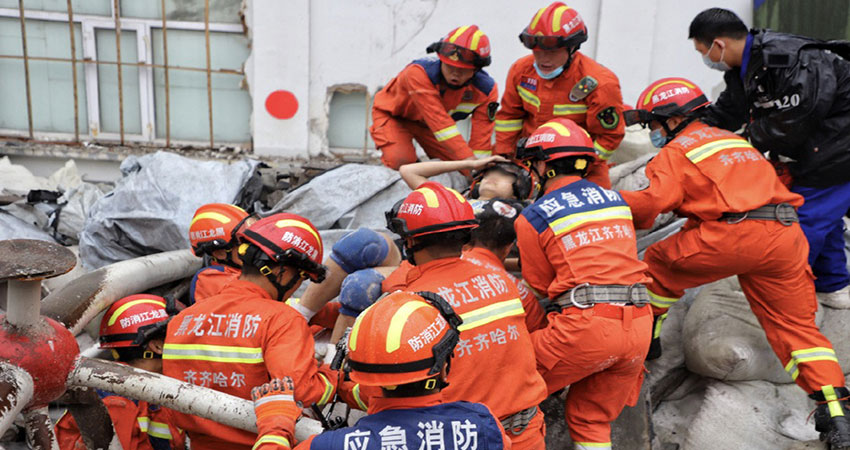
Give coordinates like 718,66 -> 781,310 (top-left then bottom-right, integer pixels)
399,256 -> 548,450
514,175 -> 652,448
161,280 -> 337,450
189,264 -> 240,305
371,58 -> 499,169
495,53 -> 626,188
56,393 -> 185,450
620,121 -> 846,394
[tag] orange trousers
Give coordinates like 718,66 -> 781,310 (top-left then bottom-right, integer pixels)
531,304 -> 651,446
371,111 -> 474,169
644,219 -> 846,394
585,160 -> 611,189
506,411 -> 546,450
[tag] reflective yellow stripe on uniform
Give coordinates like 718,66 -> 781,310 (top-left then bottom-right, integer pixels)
474,150 -> 492,158
647,289 -> 679,309
448,102 -> 480,116
162,343 -> 263,364
252,434 -> 291,450
137,417 -> 173,440
593,140 -> 614,160
434,125 -> 461,142
517,86 -> 541,108
352,384 -> 368,410
685,138 -> 748,164
553,103 -> 588,115
575,442 -> 612,450
458,298 -> 525,332
316,373 -> 334,407
549,206 -> 632,236
495,119 -> 523,132
823,385 -> 845,418
784,347 -> 838,381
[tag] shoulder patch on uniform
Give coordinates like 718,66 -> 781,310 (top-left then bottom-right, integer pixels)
597,106 -> 620,130
569,76 -> 598,102
471,69 -> 496,95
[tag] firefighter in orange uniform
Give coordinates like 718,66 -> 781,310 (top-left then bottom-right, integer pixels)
371,25 -> 499,169
187,203 -> 252,305
162,213 -> 338,450
621,77 -> 850,447
495,2 -> 626,189
56,295 -> 185,450
385,181 -> 548,449
514,118 -> 652,450
248,291 -> 512,450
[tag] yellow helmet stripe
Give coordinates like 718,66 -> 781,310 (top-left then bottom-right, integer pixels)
108,299 -> 166,326
274,219 -> 322,253
386,301 -> 430,353
469,30 -> 484,51
348,300 -> 379,352
642,79 -> 697,106
530,7 -> 547,31
448,25 -> 471,43
415,187 -> 440,208
191,211 -> 232,226
552,5 -> 571,33
540,121 -> 572,136
446,187 -> 467,204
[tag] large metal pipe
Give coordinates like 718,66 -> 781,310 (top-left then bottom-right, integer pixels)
0,361 -> 34,438
6,279 -> 41,328
67,357 -> 324,442
23,406 -> 58,450
41,250 -> 202,335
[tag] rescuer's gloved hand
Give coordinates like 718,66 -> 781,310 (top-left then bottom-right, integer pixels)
252,377 -> 299,449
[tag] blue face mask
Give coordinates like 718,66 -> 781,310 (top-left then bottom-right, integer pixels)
649,128 -> 669,148
533,61 -> 564,80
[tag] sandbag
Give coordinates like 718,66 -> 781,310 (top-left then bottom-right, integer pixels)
79,151 -> 260,269
683,379 -> 825,450
683,277 -> 825,383
609,126 -> 656,165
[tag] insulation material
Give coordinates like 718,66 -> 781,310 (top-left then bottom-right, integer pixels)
79,151 -> 260,269
0,211 -> 56,242
0,156 -> 53,196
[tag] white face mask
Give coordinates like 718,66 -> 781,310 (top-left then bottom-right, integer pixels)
702,41 -> 731,72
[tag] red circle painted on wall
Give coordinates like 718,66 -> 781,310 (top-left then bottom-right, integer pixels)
265,90 -> 299,119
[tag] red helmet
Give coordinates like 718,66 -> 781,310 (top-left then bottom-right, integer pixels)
517,118 -> 597,169
470,160 -> 539,200
236,213 -> 327,282
519,2 -> 588,50
99,294 -> 169,348
347,291 -> 462,387
427,25 -> 491,70
386,182 -> 478,239
189,203 -> 249,256
624,77 -> 710,126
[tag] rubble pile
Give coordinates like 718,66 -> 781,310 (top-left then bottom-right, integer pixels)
1,125 -> 849,449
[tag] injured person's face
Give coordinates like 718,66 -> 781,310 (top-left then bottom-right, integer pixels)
477,170 -> 517,200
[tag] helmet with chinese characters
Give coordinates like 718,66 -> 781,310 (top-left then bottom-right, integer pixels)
347,291 -> 462,387
236,213 -> 327,282
189,203 -> 249,257
99,294 -> 170,349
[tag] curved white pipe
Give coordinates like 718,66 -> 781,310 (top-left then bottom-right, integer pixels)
0,361 -> 34,438
67,357 -> 324,442
41,250 -> 203,335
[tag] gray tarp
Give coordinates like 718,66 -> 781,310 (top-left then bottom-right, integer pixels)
0,210 -> 56,241
79,151 -> 260,269
271,163 -> 468,230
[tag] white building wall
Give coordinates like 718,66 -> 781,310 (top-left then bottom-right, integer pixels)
248,0 -> 752,159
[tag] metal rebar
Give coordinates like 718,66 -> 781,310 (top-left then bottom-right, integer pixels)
113,0 -> 124,145
17,0 -> 33,139
0,54 -> 243,74
204,0 -> 213,148
160,0 -> 171,147
66,0 -> 79,141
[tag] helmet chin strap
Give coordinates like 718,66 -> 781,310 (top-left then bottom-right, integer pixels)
263,268 -> 301,302
660,116 -> 696,141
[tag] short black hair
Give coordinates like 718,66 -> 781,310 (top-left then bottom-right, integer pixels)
689,8 -> 748,46
546,156 -> 593,178
471,200 -> 522,253
413,229 -> 471,253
